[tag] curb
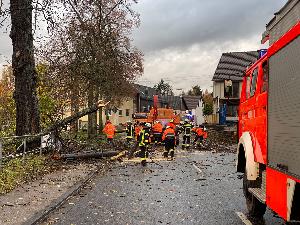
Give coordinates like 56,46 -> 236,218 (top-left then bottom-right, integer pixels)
23,168 -> 99,225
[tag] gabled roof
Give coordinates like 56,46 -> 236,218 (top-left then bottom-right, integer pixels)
182,96 -> 201,110
212,51 -> 259,81
135,84 -> 158,100
160,95 -> 182,110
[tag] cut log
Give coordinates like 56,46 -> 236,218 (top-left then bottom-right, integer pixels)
60,151 -> 118,160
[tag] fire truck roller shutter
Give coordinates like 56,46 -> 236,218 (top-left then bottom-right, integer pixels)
237,132 -> 259,181
268,35 -> 300,178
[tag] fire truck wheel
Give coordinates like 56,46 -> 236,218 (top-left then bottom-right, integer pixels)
243,172 -> 266,217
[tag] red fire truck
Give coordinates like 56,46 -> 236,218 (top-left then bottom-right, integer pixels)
237,22 -> 300,222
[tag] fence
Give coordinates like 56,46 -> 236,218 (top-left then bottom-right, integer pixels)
205,114 -> 219,124
0,133 -> 59,169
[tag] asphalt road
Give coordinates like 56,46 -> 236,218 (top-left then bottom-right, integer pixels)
42,149 -> 286,225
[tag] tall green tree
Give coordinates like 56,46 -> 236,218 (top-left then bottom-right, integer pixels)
41,0 -> 143,138
187,85 -> 202,96
202,90 -> 213,116
154,79 -> 173,96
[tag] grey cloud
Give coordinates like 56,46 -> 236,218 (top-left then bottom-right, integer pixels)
133,0 -> 287,53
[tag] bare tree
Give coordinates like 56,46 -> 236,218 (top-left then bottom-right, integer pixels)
39,0 -> 143,138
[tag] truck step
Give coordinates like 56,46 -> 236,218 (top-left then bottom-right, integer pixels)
248,188 -> 266,203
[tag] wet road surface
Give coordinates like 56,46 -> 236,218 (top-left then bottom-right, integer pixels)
42,150 -> 285,225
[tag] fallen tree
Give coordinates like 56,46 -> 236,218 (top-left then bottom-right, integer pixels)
60,151 -> 118,160
2,100 -> 110,154
42,100 -> 110,135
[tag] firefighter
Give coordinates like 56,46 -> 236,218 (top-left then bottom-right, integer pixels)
192,125 -> 204,145
134,121 -> 142,141
152,120 -> 163,144
138,123 -> 151,166
162,125 -> 176,159
182,119 -> 192,150
166,119 -> 176,130
125,121 -> 134,142
102,120 -> 116,144
174,124 -> 182,146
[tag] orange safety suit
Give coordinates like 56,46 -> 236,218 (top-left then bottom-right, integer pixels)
103,122 -> 116,139
152,123 -> 163,133
194,127 -> 204,136
162,127 -> 176,158
166,122 -> 176,130
162,127 -> 176,141
135,125 -> 142,139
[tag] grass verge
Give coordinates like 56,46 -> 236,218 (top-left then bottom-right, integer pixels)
0,155 -> 46,194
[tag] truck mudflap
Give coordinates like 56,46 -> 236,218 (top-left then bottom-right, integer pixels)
266,167 -> 300,222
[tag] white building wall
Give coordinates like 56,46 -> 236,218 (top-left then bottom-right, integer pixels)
213,81 -> 224,99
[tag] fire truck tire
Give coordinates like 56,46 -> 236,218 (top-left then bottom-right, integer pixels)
243,172 -> 266,217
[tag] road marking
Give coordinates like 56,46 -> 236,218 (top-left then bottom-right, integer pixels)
192,164 -> 202,173
236,212 -> 253,225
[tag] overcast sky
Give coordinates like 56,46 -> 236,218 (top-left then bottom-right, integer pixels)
132,0 -> 287,94
0,0 -> 287,93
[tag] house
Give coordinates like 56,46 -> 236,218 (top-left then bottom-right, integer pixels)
181,95 -> 204,125
212,51 -> 259,124
77,84 -> 185,129
262,0 -> 299,45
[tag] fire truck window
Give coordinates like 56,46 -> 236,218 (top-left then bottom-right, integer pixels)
250,68 -> 258,97
246,76 -> 251,99
261,62 -> 268,93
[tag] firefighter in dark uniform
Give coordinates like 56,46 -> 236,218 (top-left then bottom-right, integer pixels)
138,123 -> 151,166
162,126 -> 176,159
182,119 -> 192,150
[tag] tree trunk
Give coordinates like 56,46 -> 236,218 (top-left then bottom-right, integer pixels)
10,0 -> 40,136
43,101 -> 106,135
88,85 -> 97,138
70,84 -> 79,133
98,106 -> 103,134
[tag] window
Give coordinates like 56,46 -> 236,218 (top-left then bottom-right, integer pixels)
227,105 -> 238,117
261,62 -> 268,93
126,109 -> 130,117
246,76 -> 251,99
232,82 -> 240,98
119,110 -> 123,116
250,68 -> 258,97
224,81 -> 239,98
224,80 -> 232,98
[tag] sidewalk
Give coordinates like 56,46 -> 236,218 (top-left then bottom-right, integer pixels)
0,160 -> 107,225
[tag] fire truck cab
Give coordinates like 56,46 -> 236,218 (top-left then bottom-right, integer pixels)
237,22 -> 300,222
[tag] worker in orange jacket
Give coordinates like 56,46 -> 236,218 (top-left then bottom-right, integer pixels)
162,125 -> 176,159
166,119 -> 176,130
102,120 -> 116,144
193,125 -> 208,145
134,121 -> 143,140
152,120 -> 163,144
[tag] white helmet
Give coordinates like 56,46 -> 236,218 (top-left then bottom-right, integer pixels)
184,118 -> 189,122
145,123 -> 151,128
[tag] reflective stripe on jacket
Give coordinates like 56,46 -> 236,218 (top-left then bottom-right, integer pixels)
126,125 -> 134,138
183,123 -> 192,136
139,129 -> 151,146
